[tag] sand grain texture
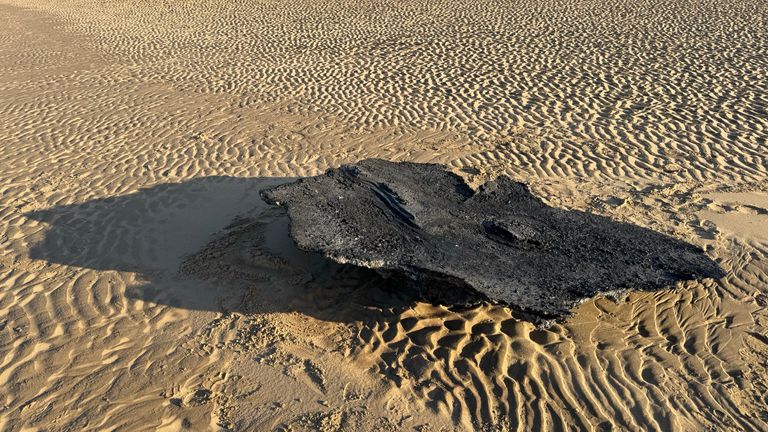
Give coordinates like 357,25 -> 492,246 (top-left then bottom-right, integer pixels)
0,1 -> 767,431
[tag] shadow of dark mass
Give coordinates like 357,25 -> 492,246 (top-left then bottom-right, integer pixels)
23,176 -> 415,321
262,159 -> 725,319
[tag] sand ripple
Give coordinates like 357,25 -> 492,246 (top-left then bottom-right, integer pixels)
1,1 -> 767,430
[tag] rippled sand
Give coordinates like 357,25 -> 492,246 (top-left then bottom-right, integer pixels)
1,1 -> 767,430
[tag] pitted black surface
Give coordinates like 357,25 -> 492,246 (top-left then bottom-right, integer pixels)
261,159 -> 724,318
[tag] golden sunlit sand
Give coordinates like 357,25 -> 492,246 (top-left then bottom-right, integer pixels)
1,0 -> 766,430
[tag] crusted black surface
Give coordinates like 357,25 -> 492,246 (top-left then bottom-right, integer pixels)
261,159 -> 724,318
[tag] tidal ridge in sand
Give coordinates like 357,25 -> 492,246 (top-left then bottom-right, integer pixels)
1,1 -> 767,430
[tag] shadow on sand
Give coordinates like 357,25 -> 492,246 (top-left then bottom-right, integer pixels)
24,176 -> 414,322
24,175 -> 725,323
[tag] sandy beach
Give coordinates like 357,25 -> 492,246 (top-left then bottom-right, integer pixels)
1,0 -> 767,430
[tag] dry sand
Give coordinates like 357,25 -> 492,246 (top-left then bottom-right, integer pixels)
0,0 -> 766,430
